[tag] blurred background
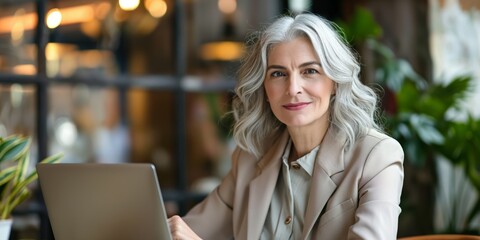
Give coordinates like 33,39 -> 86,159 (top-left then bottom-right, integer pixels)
0,0 -> 479,239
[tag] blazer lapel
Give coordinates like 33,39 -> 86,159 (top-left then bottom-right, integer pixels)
302,128 -> 346,238
247,130 -> 289,240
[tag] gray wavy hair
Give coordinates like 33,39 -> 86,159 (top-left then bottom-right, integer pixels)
232,13 -> 381,158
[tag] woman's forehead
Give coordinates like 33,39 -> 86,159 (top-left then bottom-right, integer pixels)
267,37 -> 320,65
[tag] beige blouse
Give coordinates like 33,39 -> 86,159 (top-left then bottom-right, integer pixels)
261,139 -> 319,240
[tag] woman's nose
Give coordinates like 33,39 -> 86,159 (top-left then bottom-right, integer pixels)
286,74 -> 302,96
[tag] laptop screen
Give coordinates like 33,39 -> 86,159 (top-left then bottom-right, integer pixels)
37,163 -> 172,240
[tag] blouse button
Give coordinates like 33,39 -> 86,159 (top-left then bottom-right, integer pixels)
291,163 -> 301,170
285,216 -> 292,225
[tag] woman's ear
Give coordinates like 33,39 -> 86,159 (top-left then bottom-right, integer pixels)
332,83 -> 337,96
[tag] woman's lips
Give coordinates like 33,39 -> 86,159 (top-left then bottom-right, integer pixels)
282,102 -> 310,110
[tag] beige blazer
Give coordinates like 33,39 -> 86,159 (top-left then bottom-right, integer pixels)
183,127 -> 404,240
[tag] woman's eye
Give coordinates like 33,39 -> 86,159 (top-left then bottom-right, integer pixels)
270,71 -> 285,77
304,69 -> 319,74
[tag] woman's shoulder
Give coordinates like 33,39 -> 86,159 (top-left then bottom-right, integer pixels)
346,128 -> 404,163
359,128 -> 401,149
230,147 -> 260,168
365,128 -> 392,140
351,129 -> 404,186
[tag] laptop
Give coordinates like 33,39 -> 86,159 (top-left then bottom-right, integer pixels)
37,163 -> 173,240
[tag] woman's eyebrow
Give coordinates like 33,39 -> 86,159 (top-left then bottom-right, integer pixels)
266,61 -> 322,71
299,61 -> 322,68
266,65 -> 286,71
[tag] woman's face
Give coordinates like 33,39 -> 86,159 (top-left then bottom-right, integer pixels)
264,37 -> 335,130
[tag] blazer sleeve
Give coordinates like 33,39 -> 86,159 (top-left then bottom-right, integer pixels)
348,137 -> 404,240
181,148 -> 241,239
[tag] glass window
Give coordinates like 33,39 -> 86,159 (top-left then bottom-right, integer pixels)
0,83 -> 38,177
430,0 -> 480,117
0,3 -> 37,75
185,92 -> 234,194
0,83 -> 36,137
429,0 -> 480,233
48,85 -> 130,164
45,0 -> 174,78
128,88 -> 176,188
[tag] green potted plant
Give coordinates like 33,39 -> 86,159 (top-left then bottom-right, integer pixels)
337,7 -> 480,235
0,134 -> 62,240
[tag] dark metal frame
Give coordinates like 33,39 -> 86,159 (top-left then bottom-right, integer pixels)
0,0 -> 235,238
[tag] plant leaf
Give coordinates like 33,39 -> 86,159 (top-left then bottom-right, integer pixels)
0,167 -> 16,187
39,153 -> 63,165
409,114 -> 444,145
13,153 -> 29,184
336,7 -> 382,44
1,188 -> 29,219
0,136 -> 30,163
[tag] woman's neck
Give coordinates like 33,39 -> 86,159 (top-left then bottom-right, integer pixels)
287,121 -> 329,161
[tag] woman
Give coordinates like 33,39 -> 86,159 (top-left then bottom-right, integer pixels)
168,13 -> 404,240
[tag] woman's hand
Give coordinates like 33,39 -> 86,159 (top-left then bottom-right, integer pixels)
168,215 -> 202,240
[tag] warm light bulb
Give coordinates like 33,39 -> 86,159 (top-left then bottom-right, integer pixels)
201,41 -> 244,61
46,8 -> 62,29
145,0 -> 167,18
11,9 -> 25,44
119,0 -> 140,11
218,0 -> 236,14
12,64 -> 36,75
11,22 -> 24,43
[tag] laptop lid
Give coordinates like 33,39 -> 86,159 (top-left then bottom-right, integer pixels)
37,163 -> 172,240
